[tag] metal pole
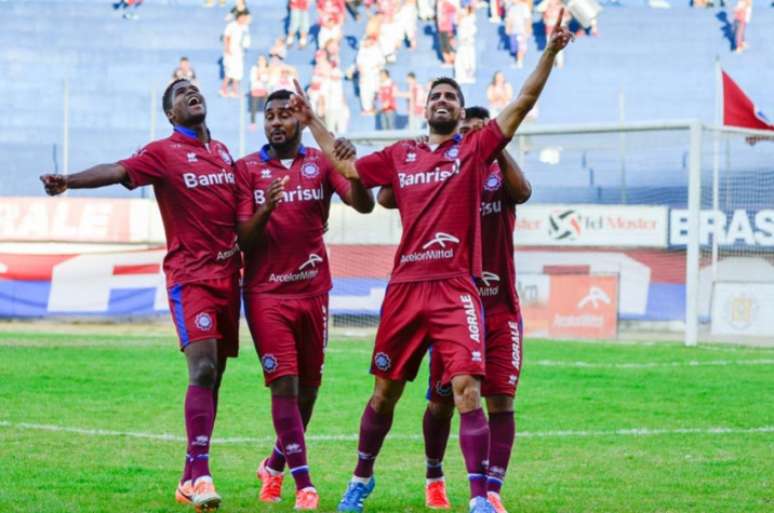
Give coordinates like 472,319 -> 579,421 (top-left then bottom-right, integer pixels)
63,79 -> 70,177
149,86 -> 157,142
618,89 -> 627,203
239,92 -> 246,158
685,122 -> 702,347
711,58 -> 721,278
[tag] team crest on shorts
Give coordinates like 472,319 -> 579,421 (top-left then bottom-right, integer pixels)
301,162 -> 320,179
262,354 -> 279,373
194,312 -> 213,331
374,352 -> 391,371
484,172 -> 502,191
444,146 -> 460,160
219,148 -> 232,164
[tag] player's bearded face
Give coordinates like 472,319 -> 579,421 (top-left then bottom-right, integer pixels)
265,101 -> 301,150
426,85 -> 462,135
171,82 -> 206,125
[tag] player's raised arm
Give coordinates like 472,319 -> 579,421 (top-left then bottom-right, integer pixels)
495,7 -> 573,138
329,137 -> 375,214
288,79 -> 360,180
40,163 -> 129,196
497,150 -> 532,204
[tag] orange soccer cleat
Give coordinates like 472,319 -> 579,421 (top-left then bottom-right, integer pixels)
294,486 -> 320,510
175,479 -> 193,505
191,476 -> 221,512
257,458 -> 284,503
487,492 -> 509,513
425,479 -> 452,509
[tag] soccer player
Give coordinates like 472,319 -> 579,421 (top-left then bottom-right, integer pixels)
317,13 -> 572,513
40,79 -> 239,513
235,89 -> 374,510
377,106 -> 531,513
286,13 -> 573,513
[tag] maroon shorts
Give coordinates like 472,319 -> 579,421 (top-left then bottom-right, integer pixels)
429,307 -> 524,402
372,277 -> 485,383
167,273 -> 241,358
244,293 -> 328,387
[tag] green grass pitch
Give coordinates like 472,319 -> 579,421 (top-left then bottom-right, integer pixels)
1,328 -> 772,513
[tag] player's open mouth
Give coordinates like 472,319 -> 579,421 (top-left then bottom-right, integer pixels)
187,96 -> 202,107
434,107 -> 450,116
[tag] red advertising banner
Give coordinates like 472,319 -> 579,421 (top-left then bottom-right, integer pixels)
521,274 -> 619,339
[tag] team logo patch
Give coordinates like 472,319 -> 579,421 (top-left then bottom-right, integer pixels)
262,354 -> 279,373
435,381 -> 452,397
405,151 -> 417,163
187,152 -> 198,163
194,312 -> 213,331
261,169 -> 272,179
374,352 -> 391,371
484,172 -> 502,191
444,146 -> 460,159
301,162 -> 320,179
219,148 -> 232,164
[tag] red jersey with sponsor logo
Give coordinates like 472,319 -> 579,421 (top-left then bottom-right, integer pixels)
119,130 -> 240,287
478,162 -> 520,314
236,145 -> 352,297
356,119 -> 509,284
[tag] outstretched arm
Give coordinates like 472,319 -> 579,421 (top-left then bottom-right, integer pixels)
288,79 -> 373,213
497,150 -> 531,204
496,8 -> 573,138
40,163 -> 129,195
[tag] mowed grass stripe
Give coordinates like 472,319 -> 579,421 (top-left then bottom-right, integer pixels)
1,332 -> 772,513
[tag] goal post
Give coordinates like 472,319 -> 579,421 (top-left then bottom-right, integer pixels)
332,120 -> 773,345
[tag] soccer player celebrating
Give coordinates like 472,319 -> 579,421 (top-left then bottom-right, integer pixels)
39,79 -> 240,512
378,106 -> 531,513
235,89 -> 374,510
316,13 -> 572,513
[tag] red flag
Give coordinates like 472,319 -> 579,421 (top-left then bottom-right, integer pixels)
722,71 -> 774,131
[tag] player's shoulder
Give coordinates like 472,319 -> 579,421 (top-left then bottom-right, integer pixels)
234,150 -> 264,170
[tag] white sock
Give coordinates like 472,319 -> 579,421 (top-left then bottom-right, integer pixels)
351,475 -> 372,485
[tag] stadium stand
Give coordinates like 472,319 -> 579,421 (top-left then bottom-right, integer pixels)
1,0 -> 772,199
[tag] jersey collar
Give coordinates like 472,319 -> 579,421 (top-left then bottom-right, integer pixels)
172,125 -> 211,147
259,144 -> 307,162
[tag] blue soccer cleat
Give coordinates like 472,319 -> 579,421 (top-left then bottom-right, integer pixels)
337,477 -> 376,513
469,496 -> 496,513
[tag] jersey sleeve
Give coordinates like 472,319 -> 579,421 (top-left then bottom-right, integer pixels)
118,142 -> 167,188
355,145 -> 394,188
235,159 -> 256,222
472,119 -> 511,166
326,160 -> 353,203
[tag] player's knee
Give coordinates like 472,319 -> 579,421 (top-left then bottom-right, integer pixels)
486,395 -> 514,414
188,358 -> 218,388
270,376 -> 299,397
428,400 -> 454,420
452,376 -> 482,412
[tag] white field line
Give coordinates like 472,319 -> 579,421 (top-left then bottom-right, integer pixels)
325,349 -> 774,369
1,420 -> 772,445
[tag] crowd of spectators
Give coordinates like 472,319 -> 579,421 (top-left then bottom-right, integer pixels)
164,0 -> 760,133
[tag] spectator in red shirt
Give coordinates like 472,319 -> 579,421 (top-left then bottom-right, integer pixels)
436,0 -> 457,67
376,69 -> 398,130
287,0 -> 311,48
317,0 -> 346,48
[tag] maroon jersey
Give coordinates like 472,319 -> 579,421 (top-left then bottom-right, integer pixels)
477,162 -> 520,314
355,119 -> 509,284
236,145 -> 352,297
120,130 -> 240,287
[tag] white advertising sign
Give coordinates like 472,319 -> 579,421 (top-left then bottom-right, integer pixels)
711,282 -> 774,337
515,205 -> 668,247
670,209 -> 774,247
